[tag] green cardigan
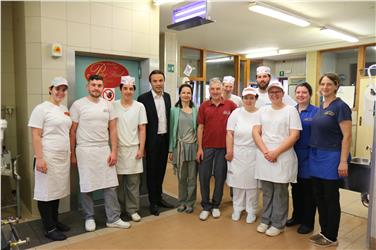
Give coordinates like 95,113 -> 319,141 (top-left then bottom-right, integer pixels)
168,106 -> 198,152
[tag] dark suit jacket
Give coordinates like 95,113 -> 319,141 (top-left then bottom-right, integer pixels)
137,91 -> 171,151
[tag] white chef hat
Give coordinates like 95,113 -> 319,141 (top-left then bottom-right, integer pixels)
223,76 -> 235,85
120,75 -> 135,86
50,77 -> 68,88
242,86 -> 258,97
266,80 -> 284,92
256,66 -> 271,76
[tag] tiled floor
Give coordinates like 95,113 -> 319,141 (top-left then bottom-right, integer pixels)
26,164 -> 370,249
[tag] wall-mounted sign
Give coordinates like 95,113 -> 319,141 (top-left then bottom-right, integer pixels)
167,64 -> 175,73
84,61 -> 129,88
279,71 -> 284,76
51,43 -> 63,57
102,88 -> 115,102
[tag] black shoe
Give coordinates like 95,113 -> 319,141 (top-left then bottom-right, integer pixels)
297,225 -> 314,234
56,222 -> 70,232
150,204 -> 160,216
45,228 -> 67,241
158,199 -> 174,208
286,218 -> 301,227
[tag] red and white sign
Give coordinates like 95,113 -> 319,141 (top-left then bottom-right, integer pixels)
102,88 -> 115,102
84,61 -> 129,88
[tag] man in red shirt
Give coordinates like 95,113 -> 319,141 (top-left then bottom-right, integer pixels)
196,77 -> 237,221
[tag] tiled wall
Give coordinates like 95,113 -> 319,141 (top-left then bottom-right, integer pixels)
4,0 -> 160,215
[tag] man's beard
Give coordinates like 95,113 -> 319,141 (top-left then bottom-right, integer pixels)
258,81 -> 269,90
89,91 -> 101,98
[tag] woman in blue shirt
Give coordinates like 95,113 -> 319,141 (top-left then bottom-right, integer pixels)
287,82 -> 318,234
309,73 -> 352,247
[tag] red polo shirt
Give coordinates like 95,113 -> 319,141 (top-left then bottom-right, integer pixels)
198,98 -> 237,148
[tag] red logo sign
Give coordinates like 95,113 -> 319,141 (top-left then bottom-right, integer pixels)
84,61 -> 129,88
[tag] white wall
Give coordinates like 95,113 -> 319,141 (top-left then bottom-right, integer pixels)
274,58 -> 306,77
5,0 -> 160,214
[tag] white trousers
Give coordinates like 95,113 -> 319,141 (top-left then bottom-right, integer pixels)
232,187 -> 258,214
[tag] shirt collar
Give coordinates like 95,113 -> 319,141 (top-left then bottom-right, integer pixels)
151,89 -> 164,98
296,104 -> 314,112
209,97 -> 225,106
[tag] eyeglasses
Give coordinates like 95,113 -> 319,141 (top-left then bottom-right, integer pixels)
268,91 -> 283,95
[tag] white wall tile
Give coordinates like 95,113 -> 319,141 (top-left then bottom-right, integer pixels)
67,2 -> 90,24
132,10 -> 150,34
112,7 -> 132,31
41,17 -> 67,44
27,94 -> 42,115
67,22 -> 90,47
133,0 -> 151,12
25,17 -> 41,43
26,43 -> 42,69
150,34 -> 159,57
131,32 -> 149,55
41,43 -> 66,70
90,26 -> 111,50
149,8 -> 159,35
26,69 -> 42,94
111,29 -> 132,52
112,1 -> 133,9
90,2 -> 113,27
24,2 -> 41,17
41,2 -> 66,20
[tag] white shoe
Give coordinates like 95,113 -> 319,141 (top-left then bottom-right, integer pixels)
265,226 -> 283,237
106,219 -> 131,229
85,218 -> 96,232
131,213 -> 141,222
212,208 -> 221,218
199,210 -> 210,221
256,223 -> 269,233
246,213 -> 256,224
231,211 -> 241,221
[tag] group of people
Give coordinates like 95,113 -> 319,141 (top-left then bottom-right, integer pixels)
29,65 -> 352,248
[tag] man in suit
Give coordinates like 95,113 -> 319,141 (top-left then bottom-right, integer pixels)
137,70 -> 173,216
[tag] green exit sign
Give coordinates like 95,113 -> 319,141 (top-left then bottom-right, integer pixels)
279,71 -> 284,76
168,64 -> 175,73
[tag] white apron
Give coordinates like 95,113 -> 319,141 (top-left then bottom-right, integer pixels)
116,145 -> 143,175
34,150 -> 70,201
76,145 -> 119,193
255,142 -> 298,183
227,145 -> 258,189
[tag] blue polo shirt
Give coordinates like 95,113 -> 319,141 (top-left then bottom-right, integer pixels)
309,98 -> 352,180
294,104 -> 319,178
310,98 -> 352,151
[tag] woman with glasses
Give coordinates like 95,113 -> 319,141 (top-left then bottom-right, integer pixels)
253,80 -> 302,237
28,77 -> 72,241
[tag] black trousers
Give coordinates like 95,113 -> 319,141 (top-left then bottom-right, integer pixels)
291,177 -> 316,228
37,199 -> 59,232
146,134 -> 169,205
312,177 -> 341,242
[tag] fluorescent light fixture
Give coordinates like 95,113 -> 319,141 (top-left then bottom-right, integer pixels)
206,57 -> 233,63
245,48 -> 279,59
172,0 -> 207,24
248,2 -> 310,27
320,27 -> 359,43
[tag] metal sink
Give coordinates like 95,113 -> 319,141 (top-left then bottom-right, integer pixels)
350,157 -> 371,166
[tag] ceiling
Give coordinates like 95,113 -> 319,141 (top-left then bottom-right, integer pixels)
160,1 -> 376,60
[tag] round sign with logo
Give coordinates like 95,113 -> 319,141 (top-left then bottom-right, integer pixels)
102,88 -> 115,102
84,61 -> 129,88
